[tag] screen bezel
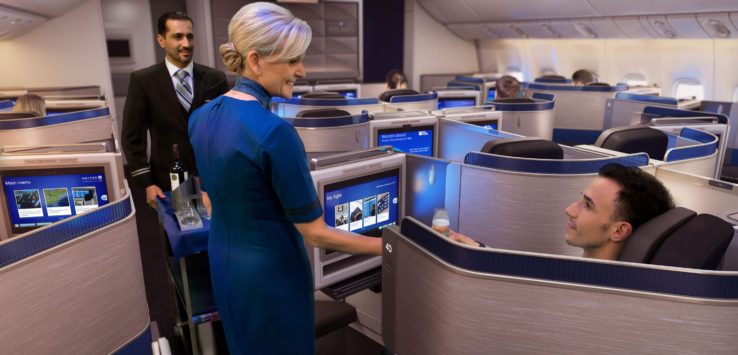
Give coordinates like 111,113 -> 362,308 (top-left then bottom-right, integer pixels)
0,165 -> 113,236
376,124 -> 435,157
317,164 -> 404,261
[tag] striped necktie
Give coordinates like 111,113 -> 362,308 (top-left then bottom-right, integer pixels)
174,69 -> 192,112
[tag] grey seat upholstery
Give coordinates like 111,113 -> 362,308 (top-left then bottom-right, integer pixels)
481,137 -> 563,159
0,112 -> 38,120
650,214 -> 734,270
378,89 -> 420,102
301,91 -> 347,99
619,207 -> 696,263
619,208 -> 735,270
594,126 -> 668,160
296,108 -> 351,118
315,301 -> 357,338
492,97 -> 536,103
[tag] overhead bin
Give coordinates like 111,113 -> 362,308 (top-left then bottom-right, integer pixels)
420,1 -> 738,39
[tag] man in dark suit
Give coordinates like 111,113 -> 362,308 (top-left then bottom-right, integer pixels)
122,11 -> 229,208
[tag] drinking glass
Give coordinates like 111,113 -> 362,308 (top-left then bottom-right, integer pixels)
431,208 -> 450,237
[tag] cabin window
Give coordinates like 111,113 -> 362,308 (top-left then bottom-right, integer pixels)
506,67 -> 524,82
621,73 -> 648,87
673,78 -> 704,101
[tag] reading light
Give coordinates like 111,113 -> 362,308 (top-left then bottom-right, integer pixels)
574,22 -> 598,38
541,24 -> 561,38
509,24 -> 528,38
483,26 -> 499,38
708,19 -> 731,38
653,20 -> 677,39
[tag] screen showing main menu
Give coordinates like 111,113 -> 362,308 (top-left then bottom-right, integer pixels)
377,125 -> 434,157
323,168 -> 400,238
2,167 -> 109,234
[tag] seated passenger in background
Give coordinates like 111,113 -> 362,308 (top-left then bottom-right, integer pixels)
494,75 -> 521,99
572,69 -> 597,85
452,164 -> 674,261
385,69 -> 408,90
13,94 -> 46,117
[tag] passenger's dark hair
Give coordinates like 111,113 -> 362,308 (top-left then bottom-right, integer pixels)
386,69 -> 408,90
572,69 -> 597,85
495,75 -> 521,99
598,163 -> 674,230
157,11 -> 193,36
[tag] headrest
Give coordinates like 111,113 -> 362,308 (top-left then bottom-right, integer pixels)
301,91 -> 347,99
0,112 -> 38,119
541,75 -> 566,80
481,138 -> 563,159
378,89 -> 420,102
492,98 -> 536,103
594,126 -> 668,160
650,214 -> 734,270
586,82 -> 611,87
296,108 -> 351,118
619,207 -> 696,263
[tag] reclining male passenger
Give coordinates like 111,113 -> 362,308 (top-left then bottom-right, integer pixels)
451,163 -> 675,260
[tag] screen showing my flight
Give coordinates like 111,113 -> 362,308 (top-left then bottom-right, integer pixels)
1,167 -> 109,234
377,125 -> 434,157
323,168 -> 400,238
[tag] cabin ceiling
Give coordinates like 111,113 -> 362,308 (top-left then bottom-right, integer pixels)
1,0 -> 87,17
0,0 -> 86,40
418,0 -> 738,39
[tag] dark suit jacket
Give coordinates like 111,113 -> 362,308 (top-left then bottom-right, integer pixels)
122,62 -> 229,190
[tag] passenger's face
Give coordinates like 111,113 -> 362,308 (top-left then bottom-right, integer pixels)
158,19 -> 194,68
259,56 -> 305,98
564,177 -> 623,251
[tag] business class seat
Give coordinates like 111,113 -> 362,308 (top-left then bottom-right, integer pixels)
315,301 -> 357,338
594,125 -> 668,160
587,82 -> 613,87
378,89 -> 420,102
0,111 -> 38,119
619,207 -> 734,270
480,137 -> 564,159
296,108 -> 352,118
492,97 -> 536,103
301,91 -> 347,99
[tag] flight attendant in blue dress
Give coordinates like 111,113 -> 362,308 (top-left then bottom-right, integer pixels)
188,3 -> 382,354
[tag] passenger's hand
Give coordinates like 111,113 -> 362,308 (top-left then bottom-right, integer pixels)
145,185 -> 166,209
449,230 -> 481,247
202,191 -> 212,217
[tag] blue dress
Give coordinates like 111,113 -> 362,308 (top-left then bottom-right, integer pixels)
189,96 -> 323,354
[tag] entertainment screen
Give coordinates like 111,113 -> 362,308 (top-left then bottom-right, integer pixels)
1,167 -> 110,235
470,119 -> 499,130
337,89 -> 357,99
437,97 -> 476,110
486,88 -> 496,102
323,168 -> 400,238
377,125 -> 434,157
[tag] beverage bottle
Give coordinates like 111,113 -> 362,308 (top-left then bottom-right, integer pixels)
169,144 -> 189,192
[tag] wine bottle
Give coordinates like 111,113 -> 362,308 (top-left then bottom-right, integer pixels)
169,144 -> 189,192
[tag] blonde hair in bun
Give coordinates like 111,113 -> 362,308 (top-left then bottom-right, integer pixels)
222,2 -> 311,73
219,42 -> 242,73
